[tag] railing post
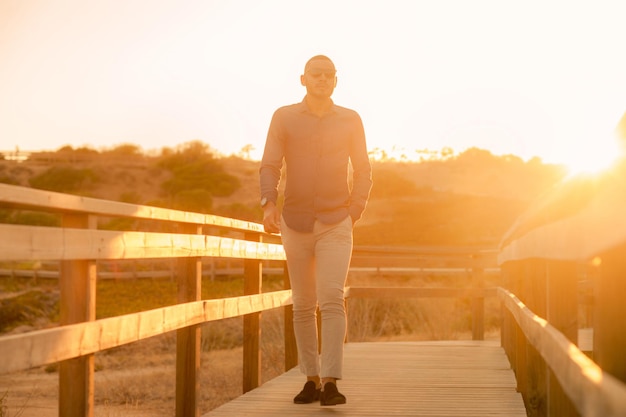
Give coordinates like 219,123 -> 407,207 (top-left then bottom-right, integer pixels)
283,261 -> 298,371
524,259 -> 547,417
546,260 -> 580,417
471,253 -> 484,341
59,213 -> 97,417
175,224 -> 202,417
500,263 -> 515,367
243,232 -> 262,393
594,243 -> 626,383
508,261 -> 529,402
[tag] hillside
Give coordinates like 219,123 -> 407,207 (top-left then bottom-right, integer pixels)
0,144 -> 567,248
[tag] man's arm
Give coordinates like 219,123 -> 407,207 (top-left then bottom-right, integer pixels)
348,113 -> 373,224
259,110 -> 284,233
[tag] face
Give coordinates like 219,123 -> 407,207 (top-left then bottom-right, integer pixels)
300,58 -> 337,99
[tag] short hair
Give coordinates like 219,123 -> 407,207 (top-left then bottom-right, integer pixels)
304,55 -> 335,72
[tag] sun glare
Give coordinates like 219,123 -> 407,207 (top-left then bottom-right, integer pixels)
561,135 -> 623,176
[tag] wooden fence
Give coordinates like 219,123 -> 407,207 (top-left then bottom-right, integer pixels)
0,183 -> 494,417
497,160 -> 626,417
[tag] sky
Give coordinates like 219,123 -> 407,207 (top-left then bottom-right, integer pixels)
1,0 -> 626,171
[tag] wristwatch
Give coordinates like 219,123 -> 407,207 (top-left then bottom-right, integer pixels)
260,197 -> 269,207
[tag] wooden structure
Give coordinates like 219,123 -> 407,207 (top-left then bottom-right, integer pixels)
498,160 -> 626,416
202,341 -> 527,417
3,155 -> 626,417
0,183 -> 492,417
0,183 -> 290,417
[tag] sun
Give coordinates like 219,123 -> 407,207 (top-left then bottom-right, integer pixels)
561,134 -> 623,177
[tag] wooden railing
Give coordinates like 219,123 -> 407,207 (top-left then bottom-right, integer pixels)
497,160 -> 626,417
0,182 -> 496,416
0,183 -> 292,417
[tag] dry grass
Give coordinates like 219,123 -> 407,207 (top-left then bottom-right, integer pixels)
346,272 -> 502,342
0,272 -> 501,416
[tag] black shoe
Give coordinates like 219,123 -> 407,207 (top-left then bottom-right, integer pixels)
320,382 -> 346,406
293,381 -> 321,404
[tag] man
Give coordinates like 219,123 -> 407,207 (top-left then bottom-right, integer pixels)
259,55 -> 372,406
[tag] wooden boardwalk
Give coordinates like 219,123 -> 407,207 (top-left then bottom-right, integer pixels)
202,340 -> 526,417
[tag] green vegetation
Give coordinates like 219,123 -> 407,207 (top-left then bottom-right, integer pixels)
0,141 -> 568,241
156,141 -> 240,213
0,290 -> 59,332
0,210 -> 59,227
29,165 -> 100,193
0,165 -> 19,186
369,168 -> 427,198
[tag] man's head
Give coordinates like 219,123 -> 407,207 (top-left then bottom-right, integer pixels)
301,55 -> 337,99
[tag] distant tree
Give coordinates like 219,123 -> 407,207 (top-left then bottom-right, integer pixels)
29,166 -> 99,193
10,211 -> 59,227
455,147 -> 495,164
157,141 -> 240,213
50,145 -> 99,163
55,145 -> 99,155
0,165 -> 19,185
171,189 -> 213,212
103,144 -> 144,157
239,144 -> 255,160
439,147 -> 455,160
369,148 -> 389,161
119,191 -> 142,204
0,175 -> 19,185
370,167 -> 428,199
0,208 -> 59,227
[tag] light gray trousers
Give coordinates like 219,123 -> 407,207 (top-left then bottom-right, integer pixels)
280,215 -> 353,379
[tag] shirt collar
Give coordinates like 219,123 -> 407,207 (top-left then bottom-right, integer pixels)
298,97 -> 336,115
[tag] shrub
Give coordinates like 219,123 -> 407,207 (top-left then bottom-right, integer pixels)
157,141 -> 240,212
171,188 -> 213,213
29,166 -> 99,193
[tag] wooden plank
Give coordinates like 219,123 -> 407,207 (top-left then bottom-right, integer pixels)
0,224 -> 285,261
0,290 -> 293,374
202,341 -> 527,417
0,183 -> 265,233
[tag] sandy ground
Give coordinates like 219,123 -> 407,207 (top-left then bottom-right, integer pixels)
0,340 -> 282,417
0,367 -> 176,417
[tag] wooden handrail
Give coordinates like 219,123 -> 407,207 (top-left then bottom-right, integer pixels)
0,183 -> 265,233
0,290 -> 293,375
0,224 -> 285,261
498,287 -> 626,417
